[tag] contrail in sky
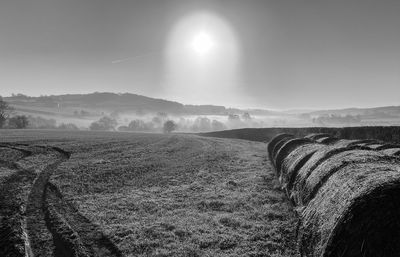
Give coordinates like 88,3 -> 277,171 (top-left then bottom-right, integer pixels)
111,52 -> 159,64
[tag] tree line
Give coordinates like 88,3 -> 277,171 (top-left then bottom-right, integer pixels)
0,96 -> 255,133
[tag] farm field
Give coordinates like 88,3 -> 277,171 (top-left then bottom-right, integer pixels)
0,130 -> 298,257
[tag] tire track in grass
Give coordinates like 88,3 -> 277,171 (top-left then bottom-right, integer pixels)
45,183 -> 122,257
25,147 -> 73,257
1,144 -> 121,257
0,145 -> 32,169
23,145 -> 122,257
0,168 -> 36,257
0,146 -> 36,257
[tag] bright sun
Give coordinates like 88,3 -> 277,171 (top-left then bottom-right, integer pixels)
191,32 -> 214,56
165,11 -> 240,104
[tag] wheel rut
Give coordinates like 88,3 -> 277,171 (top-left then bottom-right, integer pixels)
25,148 -> 71,257
0,144 -> 122,257
45,183 -> 122,257
0,146 -> 36,257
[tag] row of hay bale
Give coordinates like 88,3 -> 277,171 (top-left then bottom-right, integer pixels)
268,133 -> 400,257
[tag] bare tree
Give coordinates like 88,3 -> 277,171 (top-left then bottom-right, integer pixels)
0,97 -> 14,128
163,120 -> 177,133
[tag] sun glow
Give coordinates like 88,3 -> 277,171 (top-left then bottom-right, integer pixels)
164,11 -> 241,105
191,32 -> 214,56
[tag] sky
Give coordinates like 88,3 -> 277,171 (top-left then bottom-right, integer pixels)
1,0 -> 400,110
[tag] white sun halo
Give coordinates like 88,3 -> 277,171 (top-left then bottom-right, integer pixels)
165,11 -> 240,105
191,32 -> 214,55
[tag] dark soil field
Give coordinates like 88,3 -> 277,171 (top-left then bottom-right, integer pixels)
0,130 -> 298,257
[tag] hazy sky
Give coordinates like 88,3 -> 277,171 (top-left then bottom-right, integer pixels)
1,0 -> 400,109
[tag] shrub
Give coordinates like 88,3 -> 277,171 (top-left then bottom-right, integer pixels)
27,115 -> 57,129
58,123 -> 79,130
8,115 -> 29,129
89,116 -> 117,131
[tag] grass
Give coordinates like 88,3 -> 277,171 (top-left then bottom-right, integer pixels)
0,130 -> 299,256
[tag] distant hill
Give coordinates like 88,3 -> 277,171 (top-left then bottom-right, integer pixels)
4,92 -> 277,116
5,92 -> 184,114
306,106 -> 400,119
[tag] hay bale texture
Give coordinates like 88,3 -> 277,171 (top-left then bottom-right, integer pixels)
299,160 -> 400,257
316,136 -> 339,144
293,150 -> 390,206
267,133 -> 293,162
346,139 -> 379,147
329,139 -> 361,147
304,133 -> 332,141
279,143 -> 325,197
291,145 -> 367,203
381,148 -> 400,156
270,135 -> 295,165
274,138 -> 312,176
267,133 -> 400,257
374,143 -> 400,151
365,143 -> 384,150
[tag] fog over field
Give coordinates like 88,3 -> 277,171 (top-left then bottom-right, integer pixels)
3,92 -> 400,132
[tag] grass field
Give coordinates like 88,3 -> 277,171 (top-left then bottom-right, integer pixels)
0,130 -> 298,257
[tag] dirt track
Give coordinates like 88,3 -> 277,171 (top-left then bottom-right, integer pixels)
0,143 -> 121,257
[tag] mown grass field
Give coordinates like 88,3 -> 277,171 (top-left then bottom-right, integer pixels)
0,130 -> 298,257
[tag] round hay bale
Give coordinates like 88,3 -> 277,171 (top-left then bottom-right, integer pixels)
280,143 -> 325,197
330,139 -> 360,147
330,139 -> 377,148
296,150 -> 389,206
375,144 -> 400,151
291,145 -> 368,199
304,133 -> 319,139
347,139 -> 379,147
365,143 -> 385,150
381,148 -> 400,156
274,138 -> 312,176
315,136 -> 330,143
298,159 -> 400,257
363,140 -> 383,146
304,133 -> 332,141
317,137 -> 339,145
271,135 -> 295,162
268,133 -> 294,160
